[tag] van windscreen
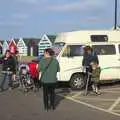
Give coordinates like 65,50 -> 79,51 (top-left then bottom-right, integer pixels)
52,42 -> 65,56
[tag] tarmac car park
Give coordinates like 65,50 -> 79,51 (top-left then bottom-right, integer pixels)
56,83 -> 120,117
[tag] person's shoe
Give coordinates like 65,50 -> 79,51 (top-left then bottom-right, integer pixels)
8,87 -> 12,91
0,88 -> 3,92
18,85 -> 22,90
49,104 -> 56,110
93,91 -> 101,95
44,107 -> 49,112
96,91 -> 101,95
24,88 -> 28,92
33,87 -> 39,92
83,91 -> 89,96
52,106 -> 56,110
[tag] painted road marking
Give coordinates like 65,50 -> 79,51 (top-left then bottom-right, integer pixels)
103,87 -> 120,91
71,92 -> 82,98
75,97 -> 116,102
113,110 -> 120,112
59,94 -> 120,117
57,85 -> 120,116
64,90 -> 120,98
101,90 -> 120,94
108,97 -> 120,112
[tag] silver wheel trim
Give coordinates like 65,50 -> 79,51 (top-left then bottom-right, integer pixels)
73,77 -> 83,88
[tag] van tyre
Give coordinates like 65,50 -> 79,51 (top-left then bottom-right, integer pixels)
70,74 -> 85,90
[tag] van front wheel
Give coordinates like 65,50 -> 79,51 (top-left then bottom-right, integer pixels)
70,74 -> 85,90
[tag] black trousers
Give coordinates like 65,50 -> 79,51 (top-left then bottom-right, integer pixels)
42,83 -> 56,110
32,77 -> 40,88
0,73 -> 12,90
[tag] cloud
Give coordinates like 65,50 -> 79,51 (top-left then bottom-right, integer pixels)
48,0 -> 106,12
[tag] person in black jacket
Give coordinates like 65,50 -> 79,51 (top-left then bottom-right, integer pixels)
0,50 -> 16,91
82,46 -> 99,67
82,46 -> 99,91
12,50 -> 19,82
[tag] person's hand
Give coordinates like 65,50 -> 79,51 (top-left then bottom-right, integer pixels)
82,66 -> 86,72
88,72 -> 92,75
4,57 -> 7,60
7,68 -> 10,71
92,67 -> 96,70
39,72 -> 41,80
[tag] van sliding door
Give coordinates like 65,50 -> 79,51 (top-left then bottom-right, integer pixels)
92,44 -> 119,80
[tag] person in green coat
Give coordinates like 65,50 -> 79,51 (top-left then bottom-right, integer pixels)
39,48 -> 60,111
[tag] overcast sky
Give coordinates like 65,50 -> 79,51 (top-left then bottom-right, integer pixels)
0,0 -> 120,40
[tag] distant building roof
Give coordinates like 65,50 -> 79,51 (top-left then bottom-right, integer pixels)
23,38 -> 41,46
0,40 -> 3,45
47,35 -> 56,43
14,38 -> 19,44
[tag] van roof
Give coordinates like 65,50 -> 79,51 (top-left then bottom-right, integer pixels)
55,30 -> 120,44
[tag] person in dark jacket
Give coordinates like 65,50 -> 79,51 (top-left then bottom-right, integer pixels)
12,50 -> 19,82
82,46 -> 99,67
0,50 -> 16,91
82,46 -> 99,91
39,48 -> 60,111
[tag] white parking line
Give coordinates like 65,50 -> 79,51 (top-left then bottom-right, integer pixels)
59,94 -> 120,117
113,110 -> 120,112
108,97 -> 120,112
101,90 -> 120,94
103,87 -> 120,91
72,92 -> 82,98
75,97 -> 115,102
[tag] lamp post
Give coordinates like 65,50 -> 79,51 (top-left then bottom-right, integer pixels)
114,0 -> 117,30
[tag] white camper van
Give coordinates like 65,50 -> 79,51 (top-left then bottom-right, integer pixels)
53,30 -> 120,89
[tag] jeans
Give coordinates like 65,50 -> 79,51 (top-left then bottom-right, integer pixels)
0,72 -> 12,90
85,66 -> 92,89
42,83 -> 56,110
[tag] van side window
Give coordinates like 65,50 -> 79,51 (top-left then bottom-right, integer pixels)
119,45 -> 120,53
92,45 -> 116,55
62,45 -> 84,57
91,35 -> 108,42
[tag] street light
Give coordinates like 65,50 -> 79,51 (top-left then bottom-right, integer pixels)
114,0 -> 117,30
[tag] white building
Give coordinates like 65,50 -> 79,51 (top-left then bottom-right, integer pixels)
17,38 -> 27,56
2,40 -> 9,55
38,34 -> 52,55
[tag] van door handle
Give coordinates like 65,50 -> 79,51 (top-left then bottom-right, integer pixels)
118,59 -> 120,61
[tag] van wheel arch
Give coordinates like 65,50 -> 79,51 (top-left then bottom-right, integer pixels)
70,73 -> 86,90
